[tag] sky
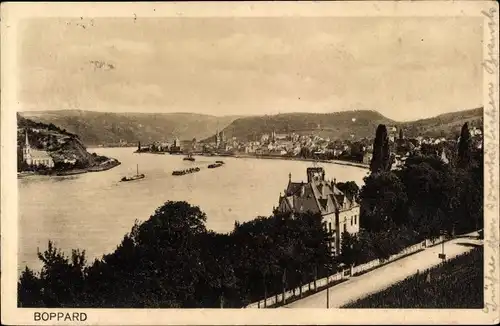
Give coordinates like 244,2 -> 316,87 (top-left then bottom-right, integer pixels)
18,17 -> 483,121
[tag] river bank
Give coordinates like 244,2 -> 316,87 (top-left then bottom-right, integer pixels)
17,159 -> 121,178
232,154 -> 369,169
134,150 -> 369,169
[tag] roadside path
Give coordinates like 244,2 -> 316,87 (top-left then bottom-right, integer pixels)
284,235 -> 482,308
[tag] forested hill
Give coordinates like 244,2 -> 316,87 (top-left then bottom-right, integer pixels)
216,110 -> 395,141
20,110 -> 241,146
399,107 -> 483,138
218,107 -> 483,141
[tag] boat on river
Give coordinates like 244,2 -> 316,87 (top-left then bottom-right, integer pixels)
183,154 -> 195,161
172,167 -> 201,176
121,164 -> 145,182
208,163 -> 223,169
215,160 -> 225,164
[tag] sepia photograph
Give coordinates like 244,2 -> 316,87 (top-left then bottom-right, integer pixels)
1,1 -> 499,325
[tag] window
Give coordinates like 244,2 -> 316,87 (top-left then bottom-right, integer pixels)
329,222 -> 332,233
351,217 -> 353,226
355,215 -> 357,224
343,224 -> 346,233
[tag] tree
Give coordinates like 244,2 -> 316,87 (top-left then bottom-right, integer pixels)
349,142 -> 365,162
336,181 -> 360,202
340,232 -> 361,266
399,154 -> 458,239
458,122 -> 472,169
299,147 -> 312,159
18,267 -> 43,307
130,201 -> 207,307
29,241 -> 87,307
370,125 -> 391,173
360,171 -> 407,231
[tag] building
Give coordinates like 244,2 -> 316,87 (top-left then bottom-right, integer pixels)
362,151 -> 373,165
170,137 -> 182,153
215,129 -> 226,149
23,132 -> 55,168
388,126 -> 398,142
440,149 -> 449,164
271,130 -> 289,141
276,167 -> 360,256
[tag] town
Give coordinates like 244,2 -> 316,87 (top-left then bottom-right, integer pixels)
134,125 -> 484,169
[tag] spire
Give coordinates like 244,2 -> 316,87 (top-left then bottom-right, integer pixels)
25,130 -> 30,147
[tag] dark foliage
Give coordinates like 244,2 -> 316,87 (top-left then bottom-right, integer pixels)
18,202 -> 333,308
370,124 -> 391,173
348,119 -> 483,271
458,122 -> 472,169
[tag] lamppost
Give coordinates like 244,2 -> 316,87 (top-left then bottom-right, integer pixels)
326,273 -> 330,309
438,230 -> 446,261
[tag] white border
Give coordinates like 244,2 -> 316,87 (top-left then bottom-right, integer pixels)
1,1 -> 499,325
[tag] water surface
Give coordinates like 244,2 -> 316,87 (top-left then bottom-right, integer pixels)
18,147 -> 368,272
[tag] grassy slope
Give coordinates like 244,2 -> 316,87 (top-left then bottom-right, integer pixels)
343,246 -> 484,308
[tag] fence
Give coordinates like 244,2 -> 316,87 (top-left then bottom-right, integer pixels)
246,234 -> 448,308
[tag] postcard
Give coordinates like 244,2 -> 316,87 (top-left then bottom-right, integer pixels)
1,1 -> 499,325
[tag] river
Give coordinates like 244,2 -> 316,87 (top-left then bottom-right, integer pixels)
18,147 -> 369,273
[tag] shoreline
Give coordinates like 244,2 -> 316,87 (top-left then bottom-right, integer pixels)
133,150 -> 369,169
233,154 -> 369,169
17,160 -> 121,178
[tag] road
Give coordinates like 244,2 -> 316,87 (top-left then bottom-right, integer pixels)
284,235 -> 483,308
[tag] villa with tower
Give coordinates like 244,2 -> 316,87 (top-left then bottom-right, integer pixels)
276,166 -> 360,256
22,131 -> 55,168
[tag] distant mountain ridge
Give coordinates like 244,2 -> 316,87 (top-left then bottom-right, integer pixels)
20,110 -> 241,146
20,107 -> 483,146
215,107 -> 483,141
217,110 -> 396,141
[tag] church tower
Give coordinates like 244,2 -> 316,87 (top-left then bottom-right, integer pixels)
23,131 -> 32,165
215,128 -> 220,147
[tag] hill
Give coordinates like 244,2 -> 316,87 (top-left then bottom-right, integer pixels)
217,110 -> 395,141
20,110 -> 241,146
20,107 -> 483,146
17,113 -> 119,173
399,107 -> 484,138
217,107 -> 483,141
